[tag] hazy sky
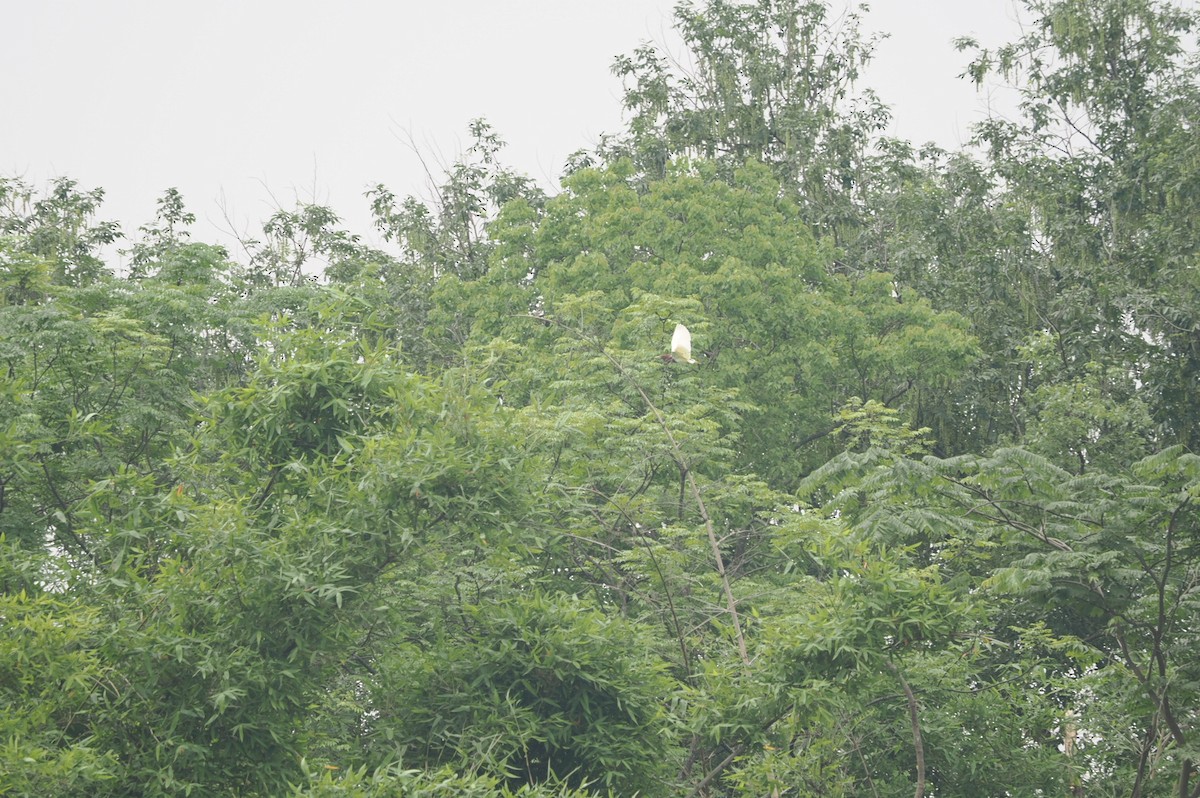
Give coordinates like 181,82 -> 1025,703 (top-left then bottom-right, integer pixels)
3,1 -> 1026,256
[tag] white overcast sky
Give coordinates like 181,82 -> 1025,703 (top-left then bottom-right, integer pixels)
2,1 -> 1026,257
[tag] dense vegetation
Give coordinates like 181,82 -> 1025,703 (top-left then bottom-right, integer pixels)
4,0 -> 1200,795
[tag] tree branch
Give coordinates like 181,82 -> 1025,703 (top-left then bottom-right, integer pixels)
887,661 -> 925,798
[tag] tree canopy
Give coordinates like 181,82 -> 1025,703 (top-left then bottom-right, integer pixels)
5,1 -> 1200,796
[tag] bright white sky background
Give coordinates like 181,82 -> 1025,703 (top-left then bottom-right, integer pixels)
2,1 -> 1026,259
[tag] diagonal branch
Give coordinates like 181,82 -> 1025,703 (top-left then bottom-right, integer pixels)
887,661 -> 925,798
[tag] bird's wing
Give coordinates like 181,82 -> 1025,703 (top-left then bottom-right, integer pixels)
671,324 -> 697,364
671,324 -> 691,357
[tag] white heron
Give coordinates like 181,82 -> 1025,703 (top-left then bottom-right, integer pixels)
669,323 -> 698,364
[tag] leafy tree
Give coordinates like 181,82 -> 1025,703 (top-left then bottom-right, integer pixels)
441,158 -> 976,490
369,119 -> 546,283
369,592 -> 678,794
0,176 -> 120,286
1,307 -> 556,795
126,187 -> 196,279
800,439 -> 1200,797
961,0 -> 1200,449
0,237 -> 258,553
0,547 -> 119,797
603,0 -> 888,243
7,2 -> 1200,795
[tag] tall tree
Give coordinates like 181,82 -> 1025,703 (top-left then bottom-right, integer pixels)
961,0 -> 1200,450
602,0 -> 888,245
0,177 -> 121,286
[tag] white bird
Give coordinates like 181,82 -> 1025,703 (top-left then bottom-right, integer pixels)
670,323 -> 698,364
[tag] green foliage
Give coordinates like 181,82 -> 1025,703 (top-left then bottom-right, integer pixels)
0,245 -> 256,553
126,187 -> 197,278
443,159 -> 976,490
0,176 -> 121,286
369,119 -> 546,283
6,1 -> 1200,794
961,0 -> 1200,448
0,572 -> 119,797
832,397 -> 931,456
291,761 -> 593,798
603,0 -> 888,240
370,592 -> 678,795
1020,338 -> 1156,473
800,441 -> 1200,794
76,315 -> 537,795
